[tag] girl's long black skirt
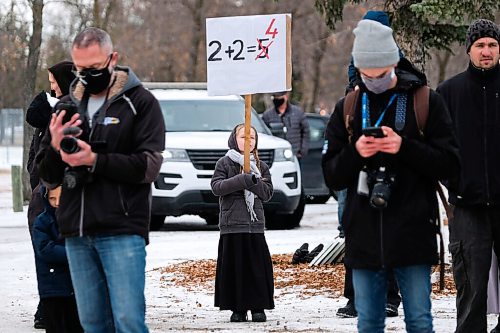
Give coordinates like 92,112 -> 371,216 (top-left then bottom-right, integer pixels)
214,233 -> 275,311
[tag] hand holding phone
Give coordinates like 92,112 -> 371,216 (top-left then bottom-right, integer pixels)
362,126 -> 385,138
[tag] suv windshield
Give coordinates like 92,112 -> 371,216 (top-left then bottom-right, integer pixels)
158,100 -> 269,133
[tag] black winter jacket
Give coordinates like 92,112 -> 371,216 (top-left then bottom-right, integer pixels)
262,103 -> 310,157
211,128 -> 273,234
36,67 -> 165,243
32,186 -> 75,299
437,63 -> 500,207
322,59 -> 459,269
26,92 -> 53,190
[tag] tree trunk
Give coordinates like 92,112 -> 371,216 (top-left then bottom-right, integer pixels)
184,0 -> 204,81
93,0 -> 101,28
23,0 -> 44,202
308,35 -> 329,113
436,51 -> 451,85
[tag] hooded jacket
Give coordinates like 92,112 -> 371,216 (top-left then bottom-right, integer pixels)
26,61 -> 76,190
211,127 -> 273,234
48,61 -> 75,97
32,186 -> 75,299
36,66 -> 165,243
437,62 -> 500,207
322,58 -> 460,269
262,102 -> 310,157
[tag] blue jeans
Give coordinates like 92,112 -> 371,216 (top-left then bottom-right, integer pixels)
66,235 -> 148,333
353,265 -> 433,333
336,189 -> 347,236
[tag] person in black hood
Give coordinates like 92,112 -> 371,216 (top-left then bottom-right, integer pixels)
27,60 -> 75,192
437,18 -> 500,333
322,19 -> 459,332
211,124 -> 274,322
35,27 -> 164,333
25,59 -> 75,330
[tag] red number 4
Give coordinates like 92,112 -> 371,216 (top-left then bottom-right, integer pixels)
266,18 -> 278,39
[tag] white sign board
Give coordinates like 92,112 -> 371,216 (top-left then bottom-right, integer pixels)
206,14 -> 291,96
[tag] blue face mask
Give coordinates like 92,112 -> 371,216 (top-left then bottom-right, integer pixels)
361,68 -> 395,94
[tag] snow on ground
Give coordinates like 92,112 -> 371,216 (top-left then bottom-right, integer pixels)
0,146 -> 498,332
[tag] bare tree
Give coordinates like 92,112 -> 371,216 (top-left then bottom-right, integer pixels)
180,0 -> 206,81
93,0 -> 117,30
22,0 -> 44,202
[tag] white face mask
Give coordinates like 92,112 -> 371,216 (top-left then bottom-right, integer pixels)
361,68 -> 396,94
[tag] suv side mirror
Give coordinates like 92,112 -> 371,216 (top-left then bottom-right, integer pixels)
268,122 -> 285,138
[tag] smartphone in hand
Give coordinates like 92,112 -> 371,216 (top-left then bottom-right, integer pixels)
362,126 -> 385,138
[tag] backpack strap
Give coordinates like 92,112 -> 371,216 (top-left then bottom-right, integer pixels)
343,89 -> 360,143
413,85 -> 430,137
414,85 -> 449,290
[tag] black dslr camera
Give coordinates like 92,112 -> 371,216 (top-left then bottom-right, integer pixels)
368,167 -> 395,209
54,101 -> 93,190
55,102 -> 81,154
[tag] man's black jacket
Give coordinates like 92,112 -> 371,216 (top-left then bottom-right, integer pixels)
437,63 -> 500,207
322,59 -> 460,269
36,67 -> 165,243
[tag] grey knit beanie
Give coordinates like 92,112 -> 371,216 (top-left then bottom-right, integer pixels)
352,20 -> 399,69
465,19 -> 499,52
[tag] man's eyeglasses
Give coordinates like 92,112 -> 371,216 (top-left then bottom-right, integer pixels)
73,54 -> 112,78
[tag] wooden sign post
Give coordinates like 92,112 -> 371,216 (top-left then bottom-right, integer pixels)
206,14 -> 292,172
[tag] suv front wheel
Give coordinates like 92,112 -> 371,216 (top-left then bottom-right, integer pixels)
150,214 -> 166,231
200,213 -> 219,225
266,192 -> 305,230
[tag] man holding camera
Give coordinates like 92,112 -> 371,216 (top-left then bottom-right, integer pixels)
36,27 -> 165,332
322,19 -> 459,332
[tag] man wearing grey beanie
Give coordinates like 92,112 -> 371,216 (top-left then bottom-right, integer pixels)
322,19 -> 460,333
437,18 -> 500,333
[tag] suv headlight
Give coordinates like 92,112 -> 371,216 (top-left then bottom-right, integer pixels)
162,149 -> 190,162
274,148 -> 294,162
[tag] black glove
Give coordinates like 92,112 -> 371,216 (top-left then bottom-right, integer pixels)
26,91 -> 52,128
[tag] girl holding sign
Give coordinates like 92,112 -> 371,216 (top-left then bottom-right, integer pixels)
211,124 -> 275,322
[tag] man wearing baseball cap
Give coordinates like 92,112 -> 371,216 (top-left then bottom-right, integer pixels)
437,19 -> 500,333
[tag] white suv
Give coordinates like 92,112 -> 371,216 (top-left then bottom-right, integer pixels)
145,83 -> 304,230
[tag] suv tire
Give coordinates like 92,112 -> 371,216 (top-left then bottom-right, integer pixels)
200,213 -> 219,225
266,191 -> 305,230
307,195 -> 331,204
150,215 -> 166,231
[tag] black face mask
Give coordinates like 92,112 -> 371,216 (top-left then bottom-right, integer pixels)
273,97 -> 285,109
50,90 -> 57,98
77,55 -> 113,95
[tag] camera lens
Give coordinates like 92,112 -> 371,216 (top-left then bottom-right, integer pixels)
370,195 -> 387,208
370,182 -> 390,209
60,137 -> 79,154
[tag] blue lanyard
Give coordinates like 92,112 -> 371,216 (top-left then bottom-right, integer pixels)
361,92 -> 398,128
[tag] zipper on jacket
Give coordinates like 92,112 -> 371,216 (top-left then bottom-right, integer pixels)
79,188 -> 85,236
379,210 -> 385,268
482,85 -> 491,204
118,186 -> 129,216
76,93 -> 136,236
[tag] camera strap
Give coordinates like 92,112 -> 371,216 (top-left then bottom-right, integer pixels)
361,92 -> 397,129
394,94 -> 407,131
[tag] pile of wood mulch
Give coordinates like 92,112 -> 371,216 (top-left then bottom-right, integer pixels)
157,254 -> 456,299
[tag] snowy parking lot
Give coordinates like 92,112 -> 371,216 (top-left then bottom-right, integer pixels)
0,161 -> 498,332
